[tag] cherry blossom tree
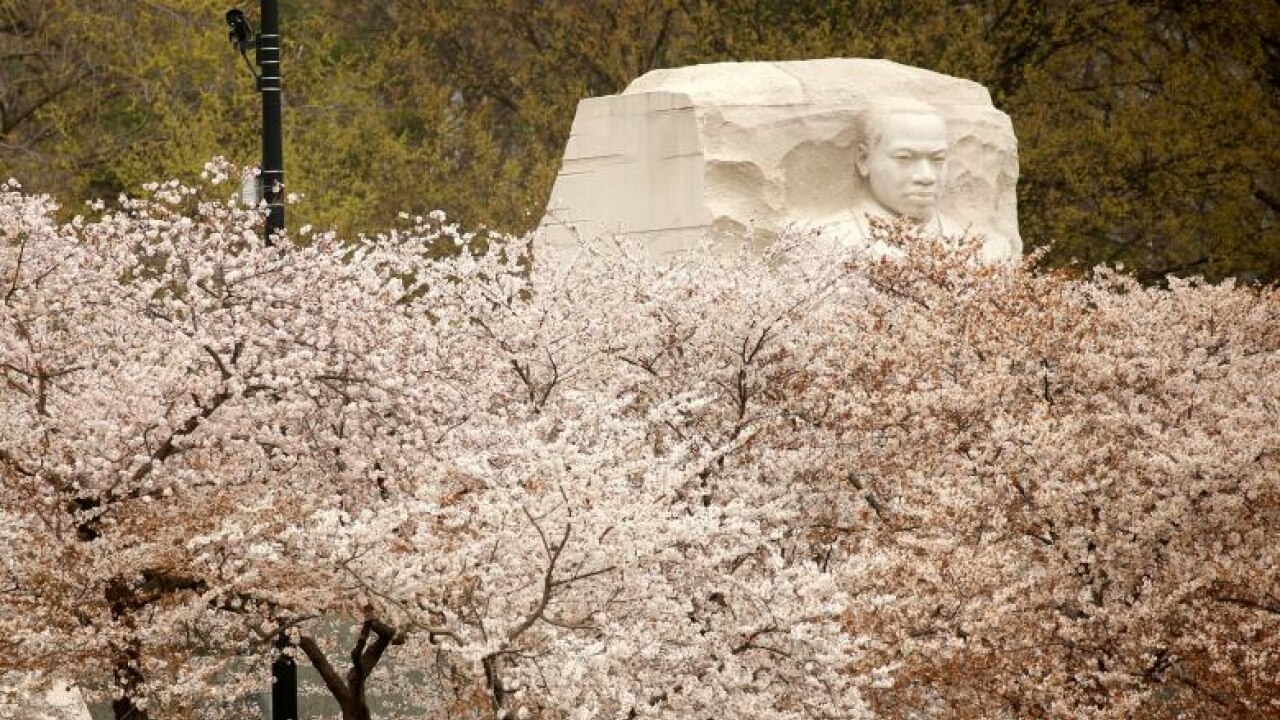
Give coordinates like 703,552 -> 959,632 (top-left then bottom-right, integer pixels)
0,170 -> 404,718
3,168 -> 1277,720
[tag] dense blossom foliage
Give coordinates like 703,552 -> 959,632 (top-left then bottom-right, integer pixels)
2,168 -> 1278,719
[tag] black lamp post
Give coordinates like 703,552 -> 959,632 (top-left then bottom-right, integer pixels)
225,5 -> 295,719
226,2 -> 285,245
257,0 -> 284,245
271,631 -> 297,720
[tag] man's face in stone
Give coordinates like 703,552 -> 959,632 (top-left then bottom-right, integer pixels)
858,110 -> 948,221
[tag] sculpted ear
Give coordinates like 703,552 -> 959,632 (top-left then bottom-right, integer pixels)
855,141 -> 870,178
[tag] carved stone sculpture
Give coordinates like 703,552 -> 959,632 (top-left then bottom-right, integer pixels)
1,681 -> 92,720
535,59 -> 1021,261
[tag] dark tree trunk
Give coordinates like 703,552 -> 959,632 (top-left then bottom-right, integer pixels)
106,579 -> 149,720
298,618 -> 401,720
111,694 -> 149,720
110,643 -> 149,720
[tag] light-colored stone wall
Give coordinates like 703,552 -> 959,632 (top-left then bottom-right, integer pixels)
0,680 -> 92,720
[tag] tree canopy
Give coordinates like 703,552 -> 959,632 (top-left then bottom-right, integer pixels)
1,0 -> 1276,279
3,171 -> 1278,719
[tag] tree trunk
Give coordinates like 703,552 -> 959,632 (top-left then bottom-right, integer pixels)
110,650 -> 148,720
106,580 -> 148,720
339,698 -> 373,720
298,619 -> 400,720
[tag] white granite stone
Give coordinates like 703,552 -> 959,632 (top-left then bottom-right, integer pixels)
537,59 -> 1021,261
0,680 -> 92,720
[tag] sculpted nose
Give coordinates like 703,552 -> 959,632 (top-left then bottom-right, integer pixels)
912,160 -> 937,185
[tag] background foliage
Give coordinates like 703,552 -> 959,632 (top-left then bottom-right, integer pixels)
2,0 -> 1277,280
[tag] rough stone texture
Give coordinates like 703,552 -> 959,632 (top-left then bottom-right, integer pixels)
536,59 -> 1021,260
0,681 -> 92,720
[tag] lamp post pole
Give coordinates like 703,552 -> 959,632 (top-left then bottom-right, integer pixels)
224,4 -> 292,716
271,633 -> 297,720
256,3 -> 295,714
258,0 -> 284,245
228,1 -> 295,716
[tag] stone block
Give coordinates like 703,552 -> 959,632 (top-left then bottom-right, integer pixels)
536,59 -> 1021,261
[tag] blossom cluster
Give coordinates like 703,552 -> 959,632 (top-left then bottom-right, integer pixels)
1,167 -> 1276,720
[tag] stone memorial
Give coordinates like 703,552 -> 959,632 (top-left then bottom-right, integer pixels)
535,58 -> 1021,262
1,680 -> 92,720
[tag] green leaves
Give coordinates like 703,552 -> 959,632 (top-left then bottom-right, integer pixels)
4,1 -> 1277,281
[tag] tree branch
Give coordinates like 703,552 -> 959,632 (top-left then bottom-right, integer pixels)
297,634 -> 355,708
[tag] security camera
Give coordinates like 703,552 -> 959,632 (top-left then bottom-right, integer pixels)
226,9 -> 254,53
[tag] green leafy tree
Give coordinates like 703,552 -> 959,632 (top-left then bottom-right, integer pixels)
3,0 -> 1277,280
679,0 -> 1280,280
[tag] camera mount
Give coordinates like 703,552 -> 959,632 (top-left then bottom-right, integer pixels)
225,9 -> 260,80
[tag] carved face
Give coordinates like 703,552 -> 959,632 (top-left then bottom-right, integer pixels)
857,110 -> 948,221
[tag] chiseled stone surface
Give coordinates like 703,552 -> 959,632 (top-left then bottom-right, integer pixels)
0,681 -> 92,720
537,59 -> 1021,261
